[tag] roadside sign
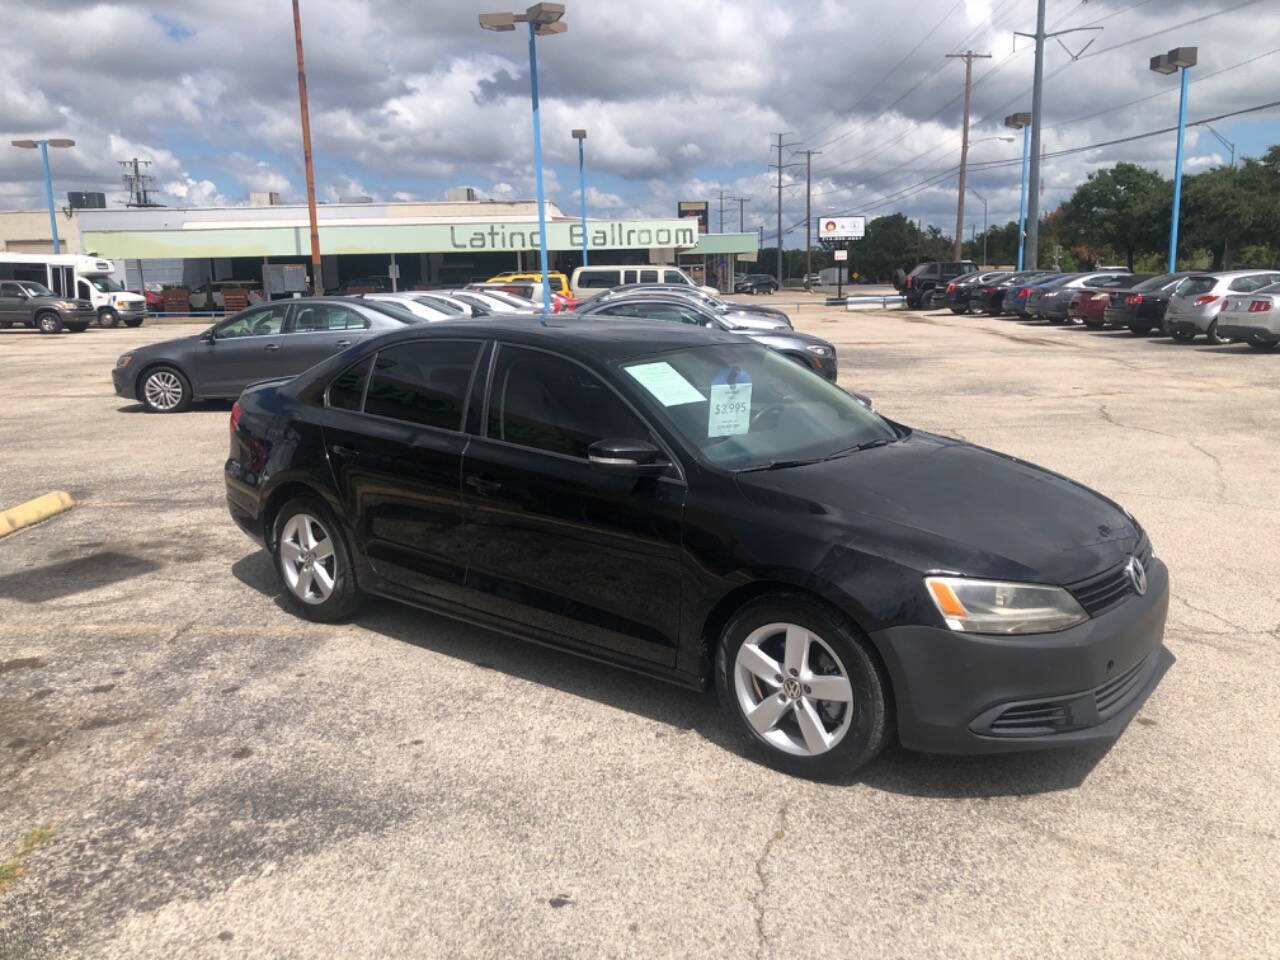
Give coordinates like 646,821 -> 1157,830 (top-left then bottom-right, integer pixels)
678,201 -> 709,234
833,250 -> 848,261
818,216 -> 866,240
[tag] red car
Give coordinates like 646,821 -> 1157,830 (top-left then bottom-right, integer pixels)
1071,274 -> 1152,328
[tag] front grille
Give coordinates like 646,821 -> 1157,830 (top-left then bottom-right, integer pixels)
989,702 -> 1071,735
1068,538 -> 1152,617
1094,655 -> 1151,719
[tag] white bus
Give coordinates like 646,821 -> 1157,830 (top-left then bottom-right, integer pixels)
0,253 -> 147,326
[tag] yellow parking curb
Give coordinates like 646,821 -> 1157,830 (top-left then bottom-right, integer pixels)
0,491 -> 76,539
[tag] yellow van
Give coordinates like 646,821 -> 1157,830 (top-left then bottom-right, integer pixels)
487,271 -> 570,295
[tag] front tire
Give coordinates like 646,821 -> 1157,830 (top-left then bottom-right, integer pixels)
97,308 -> 120,328
715,594 -> 892,779
921,289 -> 941,310
139,365 -> 192,413
271,498 -> 363,622
36,311 -> 63,335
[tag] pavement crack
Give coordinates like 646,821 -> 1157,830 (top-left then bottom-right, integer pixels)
1098,403 -> 1228,498
1170,591 -> 1254,636
751,796 -> 793,959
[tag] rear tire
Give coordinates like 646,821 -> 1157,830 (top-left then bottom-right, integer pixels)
1247,337 -> 1276,351
139,365 -> 192,413
716,594 -> 892,780
1129,323 -> 1152,335
921,290 -> 940,310
949,306 -> 967,315
123,317 -> 144,328
36,311 -> 63,335
1206,320 -> 1234,345
271,497 -> 364,623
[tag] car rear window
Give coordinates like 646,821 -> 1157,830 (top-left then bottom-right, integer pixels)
363,340 -> 481,430
1228,275 -> 1272,292
1180,277 -> 1217,297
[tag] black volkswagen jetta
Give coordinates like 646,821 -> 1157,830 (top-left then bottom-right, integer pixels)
225,316 -> 1169,777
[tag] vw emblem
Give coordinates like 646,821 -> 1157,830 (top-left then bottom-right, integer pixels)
1126,556 -> 1148,596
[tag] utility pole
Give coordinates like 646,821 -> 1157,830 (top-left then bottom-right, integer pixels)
716,188 -> 727,233
729,196 -> 750,232
1016,5 -> 1101,270
119,158 -> 161,207
797,148 -> 821,286
769,133 -> 801,289
293,0 -> 322,295
946,50 -> 991,262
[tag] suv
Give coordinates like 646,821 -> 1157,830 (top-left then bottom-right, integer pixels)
0,279 -> 96,334
897,261 -> 979,309
735,274 -> 780,295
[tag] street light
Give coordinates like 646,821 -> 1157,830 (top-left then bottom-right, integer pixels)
10,138 -> 75,254
1150,46 -> 1197,273
1005,112 -> 1032,270
571,128 -> 588,268
479,3 -> 568,320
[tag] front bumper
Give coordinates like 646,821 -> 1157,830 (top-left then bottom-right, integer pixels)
1217,322 -> 1278,343
871,557 -> 1170,754
111,364 -> 139,399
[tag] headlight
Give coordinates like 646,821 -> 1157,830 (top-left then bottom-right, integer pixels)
117,355 -> 132,367
805,344 -> 834,357
925,576 -> 1087,634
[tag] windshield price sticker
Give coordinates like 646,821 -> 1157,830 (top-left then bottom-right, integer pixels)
708,367 -> 752,437
625,361 -> 706,407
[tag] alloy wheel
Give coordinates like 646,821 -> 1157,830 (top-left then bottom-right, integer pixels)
733,622 -> 854,757
279,513 -> 337,605
143,371 -> 184,411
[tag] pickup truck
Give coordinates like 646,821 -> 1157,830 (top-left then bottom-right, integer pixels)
0,279 -> 96,334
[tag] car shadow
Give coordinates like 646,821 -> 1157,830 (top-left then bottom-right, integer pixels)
0,551 -> 163,603
231,549 -> 1168,796
115,400 -> 234,414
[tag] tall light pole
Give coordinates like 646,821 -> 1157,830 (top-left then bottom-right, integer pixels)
1150,47 -> 1197,273
1004,112 -> 1032,271
292,1 -> 322,295
969,188 -> 988,265
10,138 -> 75,254
480,4 -> 568,319
571,128 -> 588,267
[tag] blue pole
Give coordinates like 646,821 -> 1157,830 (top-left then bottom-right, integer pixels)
527,21 -> 551,322
39,140 -> 60,255
1017,125 -> 1030,271
1168,65 -> 1190,273
577,137 -> 588,268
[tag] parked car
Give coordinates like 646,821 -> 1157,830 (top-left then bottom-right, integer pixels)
1070,275 -> 1151,328
139,281 -> 165,313
112,297 -> 421,413
576,292 -> 837,380
1217,281 -> 1280,350
225,316 -> 1168,777
330,276 -> 395,295
942,271 -> 1012,314
571,265 -> 714,298
735,274 -> 781,295
970,271 -> 1057,315
1101,273 -> 1194,334
0,279 -> 96,334
1026,273 -> 1133,323
897,260 -> 979,309
1163,270 -> 1280,344
1023,274 -> 1078,320
487,270 -> 571,296
471,280 -> 577,312
1004,274 -> 1065,318
358,293 -> 463,322
576,283 -> 793,329
188,279 -> 266,311
803,273 -> 823,287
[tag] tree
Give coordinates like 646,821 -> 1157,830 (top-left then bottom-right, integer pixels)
1054,162 -> 1168,269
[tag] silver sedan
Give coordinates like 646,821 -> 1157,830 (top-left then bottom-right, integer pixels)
1163,270 -> 1280,344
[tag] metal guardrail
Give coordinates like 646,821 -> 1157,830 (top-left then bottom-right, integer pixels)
823,295 -> 907,311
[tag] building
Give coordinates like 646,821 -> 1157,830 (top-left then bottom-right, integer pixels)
0,200 -> 758,293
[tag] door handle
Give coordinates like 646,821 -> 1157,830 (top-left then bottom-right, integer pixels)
331,444 -> 361,458
465,475 -> 502,494
334,339 -> 351,347
264,342 -> 281,351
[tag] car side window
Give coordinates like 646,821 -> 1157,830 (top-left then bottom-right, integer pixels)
217,304 -> 289,338
581,270 -> 620,289
1229,276 -> 1267,293
292,303 -> 367,333
0,282 -> 19,298
487,346 -> 650,459
326,357 -> 374,411
663,270 -> 688,285
639,269 -> 659,283
363,340 -> 480,430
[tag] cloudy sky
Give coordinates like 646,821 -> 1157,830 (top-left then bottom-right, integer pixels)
2,0 -> 1277,245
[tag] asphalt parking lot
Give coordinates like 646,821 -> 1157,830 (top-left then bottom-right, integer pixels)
2,303 -> 1278,959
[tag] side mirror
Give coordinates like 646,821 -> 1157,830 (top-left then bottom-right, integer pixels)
201,328 -> 216,343
587,438 -> 670,478
840,387 -> 873,411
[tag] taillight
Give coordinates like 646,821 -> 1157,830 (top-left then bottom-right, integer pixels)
1249,300 -> 1273,313
906,276 -> 914,288
1125,294 -> 1143,306
1017,288 -> 1031,298
1194,295 -> 1220,307
946,282 -> 956,293
230,400 -> 242,435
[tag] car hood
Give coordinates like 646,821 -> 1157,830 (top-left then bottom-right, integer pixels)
741,329 -> 833,351
723,311 -> 790,330
734,431 -> 1137,584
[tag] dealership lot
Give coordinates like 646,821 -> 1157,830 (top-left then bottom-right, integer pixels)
1,306 -> 1278,958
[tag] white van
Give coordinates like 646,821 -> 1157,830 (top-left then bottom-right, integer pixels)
570,265 -> 716,299
0,253 -> 147,326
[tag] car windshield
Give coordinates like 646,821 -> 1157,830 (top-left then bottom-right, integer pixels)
16,281 -> 54,296
415,295 -> 465,315
89,276 -> 126,292
620,344 -> 899,471
1133,274 -> 1181,292
1256,282 -> 1280,294
360,301 -> 420,324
